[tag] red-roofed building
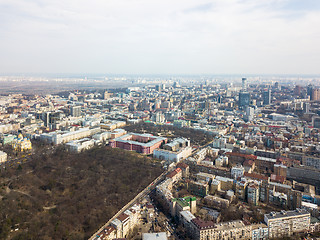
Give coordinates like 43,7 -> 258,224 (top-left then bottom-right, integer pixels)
191,217 -> 215,230
176,162 -> 189,177
244,172 -> 269,182
270,174 -> 286,184
96,226 -> 116,240
226,152 -> 257,165
166,168 -> 182,182
243,159 -> 255,173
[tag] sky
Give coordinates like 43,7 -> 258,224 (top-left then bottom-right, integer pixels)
0,0 -> 320,75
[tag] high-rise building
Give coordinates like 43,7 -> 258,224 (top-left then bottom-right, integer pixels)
263,89 -> 271,105
247,182 -> 259,206
42,112 -> 62,128
303,102 -> 310,113
71,106 -> 81,117
274,164 -> 287,178
239,92 -> 250,108
312,116 -> 320,128
287,190 -> 302,210
294,85 -> 302,96
311,88 -> 320,101
104,90 -> 111,100
156,83 -> 166,92
307,84 -> 313,97
242,77 -> 247,91
244,106 -> 255,122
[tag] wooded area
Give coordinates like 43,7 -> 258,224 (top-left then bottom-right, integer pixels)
0,146 -> 163,240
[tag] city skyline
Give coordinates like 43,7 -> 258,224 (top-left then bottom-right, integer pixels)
1,0 -> 320,75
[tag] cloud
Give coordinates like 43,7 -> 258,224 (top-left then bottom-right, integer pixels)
0,0 -> 319,74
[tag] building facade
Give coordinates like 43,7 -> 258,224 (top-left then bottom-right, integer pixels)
264,209 -> 310,238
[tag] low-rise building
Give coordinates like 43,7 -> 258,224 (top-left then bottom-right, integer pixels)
12,134 -> 32,151
96,225 -> 116,240
153,146 -> 192,163
100,120 -> 126,130
0,151 -> 7,164
40,127 -> 95,145
0,134 -> 15,145
142,232 -> 168,240
66,138 -> 95,152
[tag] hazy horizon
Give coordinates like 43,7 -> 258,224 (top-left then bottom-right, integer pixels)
1,0 -> 320,75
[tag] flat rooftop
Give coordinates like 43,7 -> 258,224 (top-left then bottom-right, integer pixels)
265,209 -> 310,220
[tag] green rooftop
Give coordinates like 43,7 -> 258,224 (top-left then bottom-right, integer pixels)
172,196 -> 196,208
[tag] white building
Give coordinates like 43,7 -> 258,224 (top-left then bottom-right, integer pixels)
0,151 -> 7,164
153,147 -> 192,163
66,138 -> 95,153
142,232 -> 168,240
92,131 -> 111,142
231,165 -> 245,179
251,223 -> 269,240
264,209 -> 310,238
215,156 -> 228,167
40,127 -> 97,144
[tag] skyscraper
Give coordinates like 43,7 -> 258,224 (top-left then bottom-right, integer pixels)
307,84 -> 313,97
263,89 -> 271,105
311,88 -> 320,101
239,92 -> 250,108
239,77 -> 250,109
242,78 -> 247,92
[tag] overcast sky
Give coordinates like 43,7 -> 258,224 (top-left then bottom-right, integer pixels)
0,0 -> 320,75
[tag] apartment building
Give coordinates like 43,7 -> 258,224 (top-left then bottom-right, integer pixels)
204,195 -> 230,210
176,162 -> 189,178
190,219 -> 251,240
231,165 -> 245,179
188,181 -> 209,197
108,205 -> 141,239
251,223 -> 269,240
264,209 -> 310,238
247,182 -> 260,206
171,196 -> 197,216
